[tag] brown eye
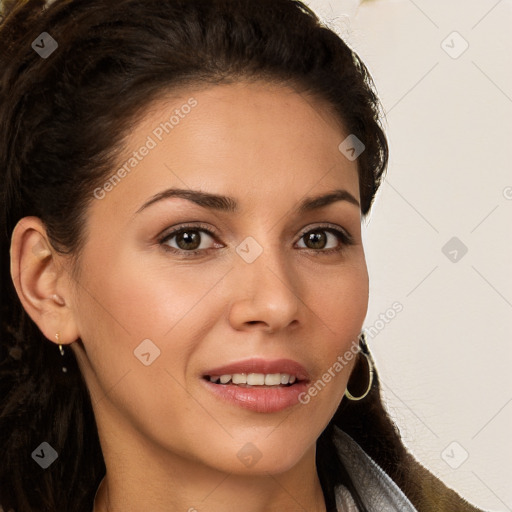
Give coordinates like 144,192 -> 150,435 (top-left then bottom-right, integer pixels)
160,226 -> 218,255
173,230 -> 202,251
297,227 -> 352,253
303,230 -> 328,250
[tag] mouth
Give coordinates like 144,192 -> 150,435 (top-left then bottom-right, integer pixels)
201,358 -> 311,413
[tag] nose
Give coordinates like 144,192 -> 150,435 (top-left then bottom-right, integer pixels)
227,242 -> 301,334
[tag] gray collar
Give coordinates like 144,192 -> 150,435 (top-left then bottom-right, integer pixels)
332,426 -> 419,511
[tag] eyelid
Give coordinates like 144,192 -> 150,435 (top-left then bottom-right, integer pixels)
158,222 -> 219,239
297,222 -> 352,240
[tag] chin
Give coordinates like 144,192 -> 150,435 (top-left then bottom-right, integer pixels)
207,439 -> 314,476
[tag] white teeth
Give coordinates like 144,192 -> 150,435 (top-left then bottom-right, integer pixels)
247,373 -> 265,385
264,373 -> 282,386
231,373 -> 247,384
207,372 -> 298,386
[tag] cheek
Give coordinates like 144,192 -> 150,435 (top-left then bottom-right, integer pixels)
299,259 -> 368,401
77,249 -> 199,336
304,257 -> 369,337
72,246 -> 231,376
70,248 -> 215,439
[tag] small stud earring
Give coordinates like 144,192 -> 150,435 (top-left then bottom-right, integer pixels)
55,333 -> 67,373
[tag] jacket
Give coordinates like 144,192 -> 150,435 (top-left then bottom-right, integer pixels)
332,426 -> 494,511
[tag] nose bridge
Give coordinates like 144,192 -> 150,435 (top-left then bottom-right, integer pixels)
237,229 -> 297,291
229,229 -> 301,330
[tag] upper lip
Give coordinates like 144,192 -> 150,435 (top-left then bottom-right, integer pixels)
203,358 -> 310,382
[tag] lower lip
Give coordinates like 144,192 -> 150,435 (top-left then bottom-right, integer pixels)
202,379 -> 309,413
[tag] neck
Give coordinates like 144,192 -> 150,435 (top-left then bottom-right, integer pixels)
91,450 -> 327,512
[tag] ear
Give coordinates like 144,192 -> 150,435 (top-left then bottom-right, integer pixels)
10,216 -> 80,347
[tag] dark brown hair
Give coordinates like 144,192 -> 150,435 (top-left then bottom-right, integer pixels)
0,1 -> 483,511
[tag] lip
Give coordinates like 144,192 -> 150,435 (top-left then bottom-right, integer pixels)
203,358 -> 311,381
202,379 -> 309,413
201,358 -> 311,413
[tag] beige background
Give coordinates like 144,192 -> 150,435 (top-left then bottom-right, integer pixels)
303,0 -> 512,510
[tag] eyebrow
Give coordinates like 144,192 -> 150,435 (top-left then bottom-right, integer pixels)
135,187 -> 360,214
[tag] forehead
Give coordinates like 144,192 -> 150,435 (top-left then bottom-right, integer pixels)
89,80 -> 360,221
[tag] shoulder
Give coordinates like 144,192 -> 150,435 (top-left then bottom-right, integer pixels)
406,453 -> 491,512
332,426 -> 492,512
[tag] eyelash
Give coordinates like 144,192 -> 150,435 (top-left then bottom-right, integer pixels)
158,222 -> 354,258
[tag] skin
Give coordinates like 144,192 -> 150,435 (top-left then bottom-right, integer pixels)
11,81 -> 369,512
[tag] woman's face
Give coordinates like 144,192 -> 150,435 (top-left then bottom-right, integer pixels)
69,80 -> 369,475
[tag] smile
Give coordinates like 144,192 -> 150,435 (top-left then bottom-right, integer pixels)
201,358 -> 311,413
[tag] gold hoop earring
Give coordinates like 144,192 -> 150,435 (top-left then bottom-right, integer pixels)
55,333 -> 67,373
344,350 -> 373,401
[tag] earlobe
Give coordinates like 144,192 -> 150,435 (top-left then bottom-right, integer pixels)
9,216 -> 79,345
